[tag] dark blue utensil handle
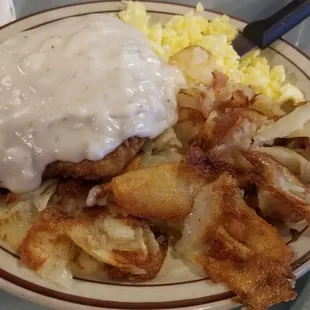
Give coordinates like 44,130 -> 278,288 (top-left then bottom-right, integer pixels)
243,0 -> 310,49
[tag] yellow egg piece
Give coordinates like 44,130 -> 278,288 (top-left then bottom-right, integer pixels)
118,1 -> 305,104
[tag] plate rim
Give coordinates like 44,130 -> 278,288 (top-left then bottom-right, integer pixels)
0,1 -> 309,309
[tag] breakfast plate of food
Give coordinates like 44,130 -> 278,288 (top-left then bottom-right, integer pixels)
0,1 -> 309,309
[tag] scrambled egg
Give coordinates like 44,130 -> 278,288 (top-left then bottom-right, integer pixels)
118,1 -> 304,104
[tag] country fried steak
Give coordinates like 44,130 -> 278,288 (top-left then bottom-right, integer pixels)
43,137 -> 145,181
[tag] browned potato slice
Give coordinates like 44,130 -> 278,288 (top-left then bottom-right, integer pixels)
111,163 -> 209,220
66,208 -> 149,268
70,249 -> 106,275
203,108 -> 266,151
258,189 -> 303,223
176,173 -> 295,309
65,206 -> 168,279
169,45 -> 214,84
174,108 -> 205,151
20,203 -> 167,283
176,88 -> 202,112
107,232 -> 168,281
0,181 -> 57,251
186,108 -> 268,181
19,206 -> 78,286
241,149 -> 310,223
0,202 -> 39,251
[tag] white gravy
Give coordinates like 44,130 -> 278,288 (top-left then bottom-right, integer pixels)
0,14 -> 185,192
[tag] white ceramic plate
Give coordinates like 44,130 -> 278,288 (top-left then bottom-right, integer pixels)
0,2 -> 309,310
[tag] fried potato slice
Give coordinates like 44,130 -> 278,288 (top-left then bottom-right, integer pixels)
19,206 -> 78,286
191,108 -> 267,160
210,70 -> 229,93
20,203 -> 167,283
0,200 -> 39,251
111,163 -> 209,220
255,146 -> 310,183
170,46 -> 233,119
65,206 -> 167,278
251,94 -> 285,117
176,173 -> 295,309
0,181 -> 57,250
205,108 -> 267,151
176,71 -> 228,118
70,248 -> 106,275
258,190 -> 303,223
212,83 -> 285,118
107,232 -> 168,281
215,86 -> 252,110
186,108 -> 270,185
169,45 -> 215,85
187,134 -> 245,178
176,87 -> 202,112
241,149 -> 310,223
177,107 -> 205,124
174,108 -> 205,151
43,137 -> 145,181
66,208 -> 146,267
140,129 -> 183,168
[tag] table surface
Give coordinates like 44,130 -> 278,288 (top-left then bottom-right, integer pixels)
1,0 -> 310,309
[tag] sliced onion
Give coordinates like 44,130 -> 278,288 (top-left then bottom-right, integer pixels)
255,102 -> 310,142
